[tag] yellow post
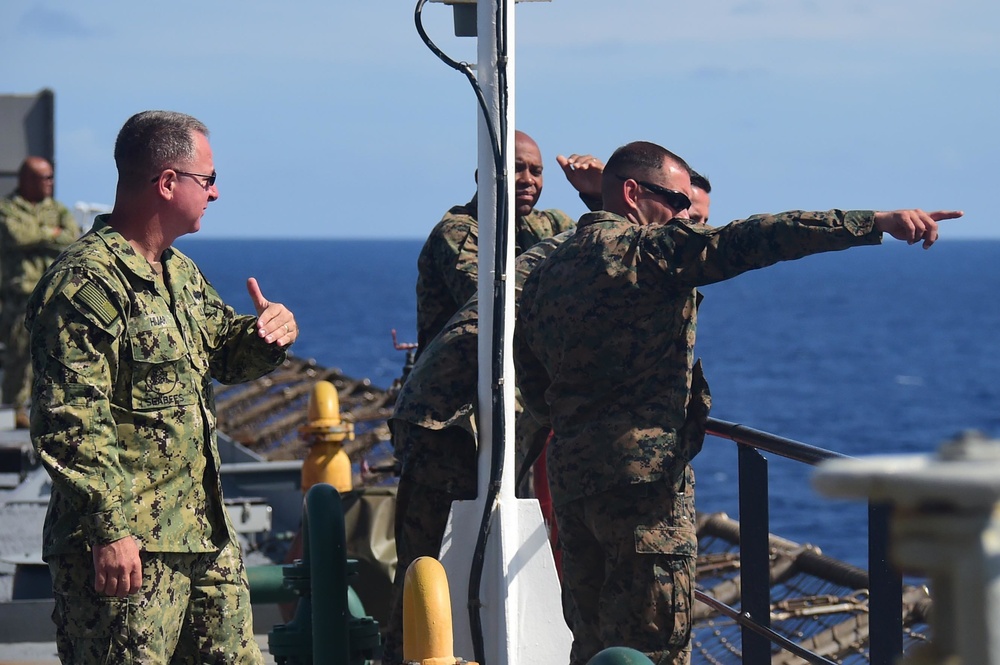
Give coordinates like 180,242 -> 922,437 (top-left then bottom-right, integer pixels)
299,380 -> 355,493
403,557 -> 476,665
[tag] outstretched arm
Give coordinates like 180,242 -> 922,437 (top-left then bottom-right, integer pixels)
874,209 -> 964,249
247,277 -> 298,346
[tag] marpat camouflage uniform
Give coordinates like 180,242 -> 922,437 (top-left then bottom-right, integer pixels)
414,196 -> 576,354
514,209 -> 882,665
382,231 -> 572,665
28,215 -> 286,663
0,192 -> 80,410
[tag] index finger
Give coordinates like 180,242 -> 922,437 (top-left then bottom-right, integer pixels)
928,210 -> 964,222
556,154 -> 574,173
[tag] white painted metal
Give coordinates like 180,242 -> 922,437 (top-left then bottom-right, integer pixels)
814,431 -> 1000,664
437,1 -> 572,664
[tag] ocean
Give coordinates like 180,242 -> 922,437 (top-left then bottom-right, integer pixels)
175,236 -> 1000,569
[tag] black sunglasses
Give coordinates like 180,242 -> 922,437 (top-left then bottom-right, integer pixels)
615,174 -> 691,212
150,169 -> 217,188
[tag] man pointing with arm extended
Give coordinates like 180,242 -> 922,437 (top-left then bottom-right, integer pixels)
515,140 -> 960,665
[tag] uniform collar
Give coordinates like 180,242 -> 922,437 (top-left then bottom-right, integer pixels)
91,215 -> 182,284
577,210 -> 627,229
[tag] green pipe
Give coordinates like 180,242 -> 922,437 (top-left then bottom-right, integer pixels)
586,647 -> 655,665
304,483 -> 351,665
266,483 -> 380,664
248,565 -> 367,614
248,565 -> 297,604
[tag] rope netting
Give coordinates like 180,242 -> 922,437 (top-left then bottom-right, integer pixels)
693,512 -> 930,664
214,354 -> 395,465
213,357 -> 933,664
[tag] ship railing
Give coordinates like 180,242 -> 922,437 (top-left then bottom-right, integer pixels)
703,417 -> 902,665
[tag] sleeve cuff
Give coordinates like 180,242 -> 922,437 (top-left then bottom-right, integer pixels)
86,508 -> 132,546
579,192 -> 603,212
844,210 -> 880,238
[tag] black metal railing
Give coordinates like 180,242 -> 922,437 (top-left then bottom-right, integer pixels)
704,417 -> 903,665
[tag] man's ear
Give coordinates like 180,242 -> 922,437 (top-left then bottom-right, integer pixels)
152,172 -> 177,199
621,178 -> 642,210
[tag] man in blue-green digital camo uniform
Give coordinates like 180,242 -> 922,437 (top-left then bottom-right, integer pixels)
414,130 -> 604,356
29,111 -> 300,664
514,140 -> 961,665
0,156 -> 81,428
383,229 -> 573,665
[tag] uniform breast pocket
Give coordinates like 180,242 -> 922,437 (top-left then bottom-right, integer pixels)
128,324 -> 197,411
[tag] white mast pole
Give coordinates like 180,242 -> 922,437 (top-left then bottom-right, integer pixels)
474,0 -> 514,510
438,2 -> 572,665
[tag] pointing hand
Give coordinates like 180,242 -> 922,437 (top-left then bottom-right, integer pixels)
873,209 -> 964,249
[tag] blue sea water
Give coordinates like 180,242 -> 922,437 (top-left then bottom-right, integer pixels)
176,236 -> 1000,568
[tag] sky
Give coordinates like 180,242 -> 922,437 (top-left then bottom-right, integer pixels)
1,0 -> 997,239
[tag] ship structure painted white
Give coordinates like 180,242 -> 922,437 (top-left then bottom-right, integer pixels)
814,430 -> 1000,665
436,1 -> 572,665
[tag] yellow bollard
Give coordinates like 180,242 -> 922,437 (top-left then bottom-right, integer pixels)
403,557 -> 476,665
299,380 -> 355,493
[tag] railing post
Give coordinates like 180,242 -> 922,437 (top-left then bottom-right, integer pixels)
738,445 -> 771,664
868,501 -> 902,665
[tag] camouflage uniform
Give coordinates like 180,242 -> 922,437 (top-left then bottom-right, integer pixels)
383,232 -> 572,665
28,215 -> 286,664
49,543 -> 259,664
414,196 -> 576,355
0,192 -> 80,411
514,209 -> 882,665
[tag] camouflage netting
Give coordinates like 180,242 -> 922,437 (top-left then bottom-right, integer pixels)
693,512 -> 931,664
214,355 -> 397,482
213,355 -> 934,665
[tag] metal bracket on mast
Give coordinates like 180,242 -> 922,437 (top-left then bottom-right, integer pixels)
427,0 -> 550,37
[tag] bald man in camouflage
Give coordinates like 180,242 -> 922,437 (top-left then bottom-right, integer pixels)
414,130 -> 603,356
0,156 -> 80,428
383,226 -> 576,665
28,110 -> 298,664
515,140 -> 961,665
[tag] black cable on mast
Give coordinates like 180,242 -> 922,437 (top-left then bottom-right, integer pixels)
413,3 -> 509,664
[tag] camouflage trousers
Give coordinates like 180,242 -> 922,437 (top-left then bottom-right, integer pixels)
556,465 -> 697,665
382,421 -> 477,665
47,542 -> 263,664
1,299 -> 31,408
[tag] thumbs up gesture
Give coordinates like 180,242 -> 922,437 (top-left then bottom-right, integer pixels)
247,277 -> 297,346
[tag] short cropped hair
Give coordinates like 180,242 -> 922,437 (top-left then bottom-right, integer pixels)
690,170 -> 712,194
114,111 -> 209,188
602,141 -> 691,201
